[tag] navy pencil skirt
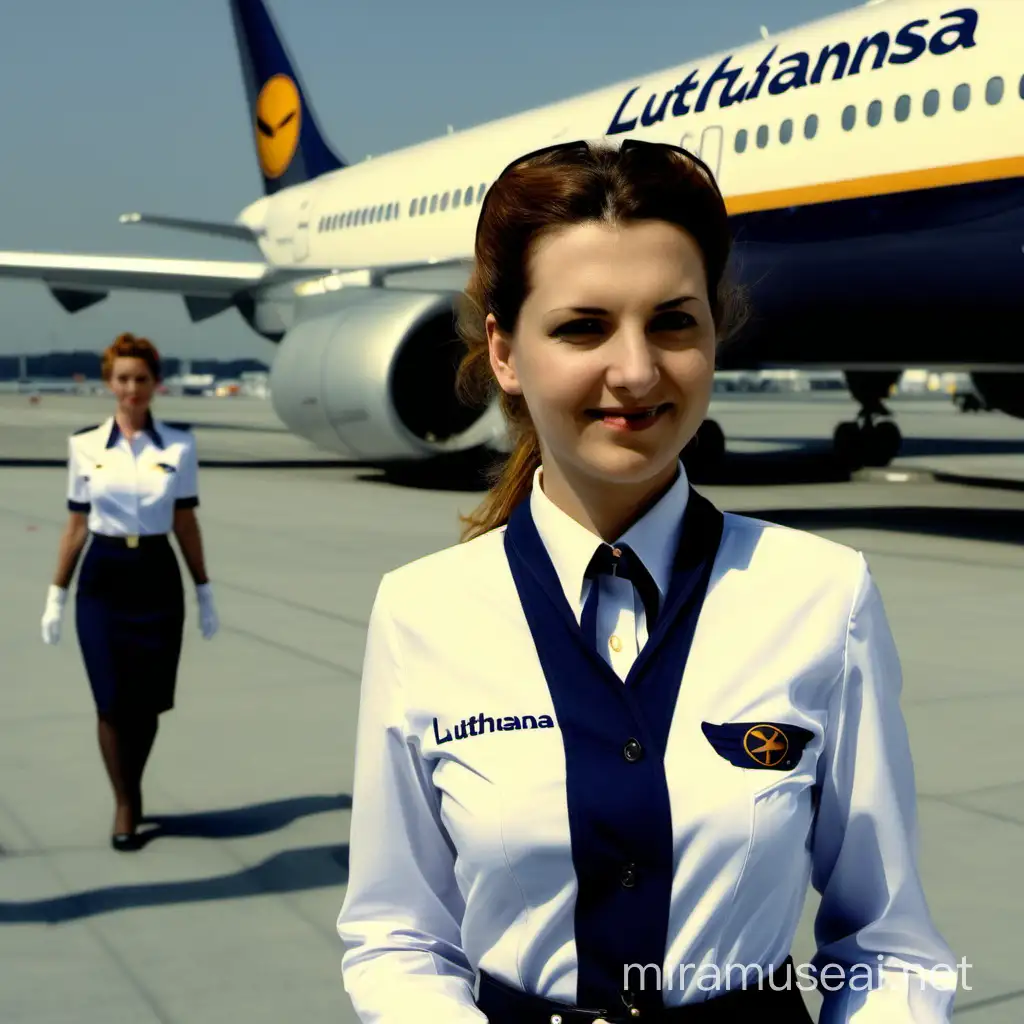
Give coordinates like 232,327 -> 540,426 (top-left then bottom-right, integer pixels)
75,534 -> 185,718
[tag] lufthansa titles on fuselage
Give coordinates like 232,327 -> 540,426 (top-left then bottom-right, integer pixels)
607,7 -> 979,135
432,712 -> 556,744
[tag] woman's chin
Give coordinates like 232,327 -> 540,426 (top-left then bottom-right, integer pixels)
576,435 -> 681,484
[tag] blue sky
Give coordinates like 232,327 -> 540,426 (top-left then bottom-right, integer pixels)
0,0 -> 854,360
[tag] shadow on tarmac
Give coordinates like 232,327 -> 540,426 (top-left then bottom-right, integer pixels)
0,794 -> 351,924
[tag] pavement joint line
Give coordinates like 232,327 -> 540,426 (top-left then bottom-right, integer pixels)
918,793 -> 1024,830
218,623 -> 361,679
216,580 -> 369,630
0,795 -> 174,1023
920,776 -> 1024,800
953,987 -> 1024,1015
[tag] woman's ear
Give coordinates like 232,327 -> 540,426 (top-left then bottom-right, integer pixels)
486,314 -> 522,395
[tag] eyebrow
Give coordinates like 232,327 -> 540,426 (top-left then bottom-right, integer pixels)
552,295 -> 699,315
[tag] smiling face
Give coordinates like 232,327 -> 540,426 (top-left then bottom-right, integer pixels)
486,218 -> 716,530
107,356 -> 157,418
255,74 -> 301,179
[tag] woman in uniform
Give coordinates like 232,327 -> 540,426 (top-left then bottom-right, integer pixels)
40,332 -> 219,851
336,142 -> 957,1022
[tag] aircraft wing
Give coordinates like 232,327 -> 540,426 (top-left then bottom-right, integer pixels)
0,249 -> 472,320
0,251 -> 273,300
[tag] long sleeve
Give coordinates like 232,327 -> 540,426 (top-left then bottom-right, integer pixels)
337,573 -> 486,1024
810,553 -> 958,1022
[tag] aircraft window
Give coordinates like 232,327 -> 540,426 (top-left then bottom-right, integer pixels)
440,191 -> 450,211
923,89 -> 940,116
394,202 -> 400,219
477,183 -> 486,202
348,211 -> 356,227
1019,73 -> 1024,100
734,129 -> 748,153
953,83 -> 971,111
895,94 -> 911,121
779,119 -> 793,144
986,77 -> 1004,104
419,196 -> 428,214
371,207 -> 378,224
385,205 -> 391,221
409,199 -> 418,217
804,113 -> 818,139
361,209 -> 368,224
430,194 -> 438,213
453,189 -> 462,209
465,186 -> 475,204
841,104 -> 856,131
756,124 -> 769,148
867,100 -> 882,126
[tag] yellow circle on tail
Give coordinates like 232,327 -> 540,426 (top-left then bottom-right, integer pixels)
255,74 -> 301,179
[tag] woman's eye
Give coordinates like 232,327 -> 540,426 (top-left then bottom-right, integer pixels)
651,310 -> 696,331
552,318 -> 605,338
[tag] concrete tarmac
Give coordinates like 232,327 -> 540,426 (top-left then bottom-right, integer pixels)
1,391 -> 1022,1022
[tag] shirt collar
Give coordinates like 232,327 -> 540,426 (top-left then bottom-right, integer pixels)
105,412 -> 165,449
528,459 -> 689,617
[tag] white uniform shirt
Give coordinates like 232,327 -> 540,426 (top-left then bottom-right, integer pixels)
337,461 -> 956,1024
530,464 -> 686,677
67,415 -> 199,536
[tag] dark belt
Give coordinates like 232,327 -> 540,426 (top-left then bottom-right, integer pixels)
90,532 -> 168,550
476,957 -> 813,1023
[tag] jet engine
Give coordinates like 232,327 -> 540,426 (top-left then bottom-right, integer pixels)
269,288 -> 506,461
969,372 -> 1024,419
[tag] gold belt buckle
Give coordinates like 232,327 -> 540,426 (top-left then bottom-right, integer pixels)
125,535 -> 140,549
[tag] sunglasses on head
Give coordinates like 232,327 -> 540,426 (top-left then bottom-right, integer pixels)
475,137 -> 723,234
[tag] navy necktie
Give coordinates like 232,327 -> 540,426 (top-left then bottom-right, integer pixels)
580,542 -> 660,652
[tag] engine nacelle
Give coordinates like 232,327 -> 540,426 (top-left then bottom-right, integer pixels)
969,373 -> 1024,420
269,288 -> 507,460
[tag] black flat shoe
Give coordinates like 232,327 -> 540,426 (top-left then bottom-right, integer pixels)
111,832 -> 138,852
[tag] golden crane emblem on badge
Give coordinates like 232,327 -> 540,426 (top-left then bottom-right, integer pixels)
255,74 -> 301,179
743,725 -> 788,767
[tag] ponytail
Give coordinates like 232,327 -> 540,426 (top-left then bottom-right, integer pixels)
458,426 -> 540,542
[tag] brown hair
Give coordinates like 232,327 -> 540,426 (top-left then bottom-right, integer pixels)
101,332 -> 162,382
454,141 -> 744,542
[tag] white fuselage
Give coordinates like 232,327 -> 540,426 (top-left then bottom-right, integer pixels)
239,0 -> 1021,276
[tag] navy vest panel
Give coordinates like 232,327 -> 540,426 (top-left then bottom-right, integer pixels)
503,487 -> 724,1012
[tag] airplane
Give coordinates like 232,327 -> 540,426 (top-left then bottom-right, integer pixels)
0,0 -> 1021,472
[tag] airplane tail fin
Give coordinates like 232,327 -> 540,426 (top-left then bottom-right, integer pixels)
229,0 -> 345,194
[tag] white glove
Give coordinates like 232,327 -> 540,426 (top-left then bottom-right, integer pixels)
41,585 -> 68,645
196,582 -> 219,640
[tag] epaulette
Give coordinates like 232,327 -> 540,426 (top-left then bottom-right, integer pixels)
72,424 -> 99,436
162,421 -> 192,432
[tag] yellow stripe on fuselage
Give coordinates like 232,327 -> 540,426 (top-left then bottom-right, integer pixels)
725,155 -> 1024,215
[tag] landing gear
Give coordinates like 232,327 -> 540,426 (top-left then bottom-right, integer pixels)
832,411 -> 902,468
682,418 -> 726,478
833,371 -> 904,469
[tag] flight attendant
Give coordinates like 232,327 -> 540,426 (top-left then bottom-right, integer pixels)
337,141 -> 957,1022
40,333 -> 219,851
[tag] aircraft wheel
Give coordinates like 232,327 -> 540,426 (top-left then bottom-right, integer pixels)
862,420 -> 902,467
683,418 -> 726,478
832,421 -> 863,469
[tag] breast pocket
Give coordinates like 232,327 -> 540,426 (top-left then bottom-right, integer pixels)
701,720 -> 819,885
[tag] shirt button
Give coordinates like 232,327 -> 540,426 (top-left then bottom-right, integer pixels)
623,738 -> 643,762
620,863 -> 637,888
609,634 -> 622,652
